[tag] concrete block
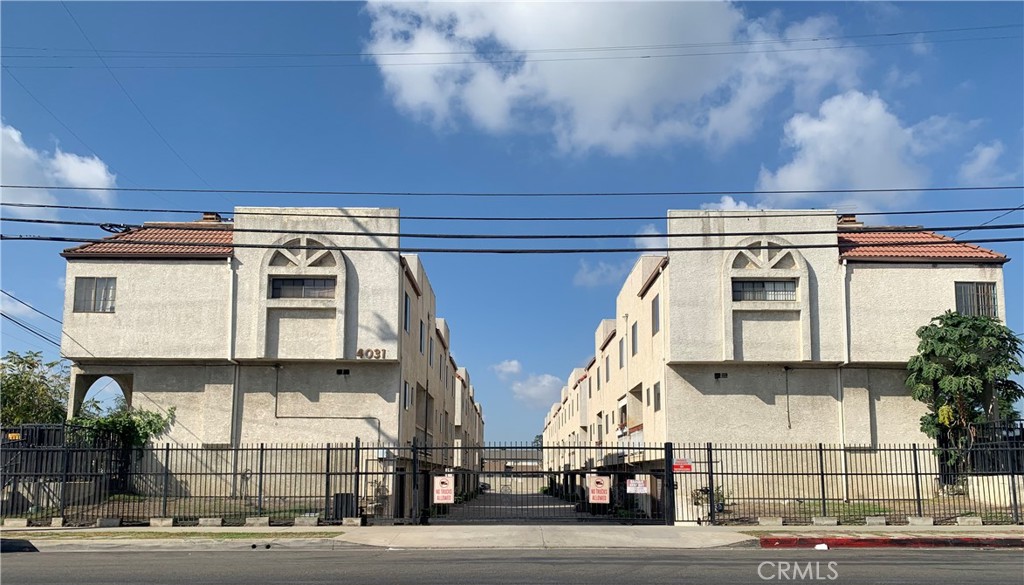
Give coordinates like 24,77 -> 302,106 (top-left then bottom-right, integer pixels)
50,517 -> 66,527
150,517 -> 174,527
812,516 -> 838,526
957,516 -> 983,526
342,517 -> 364,527
245,516 -> 270,527
3,518 -> 29,528
758,517 -> 784,526
96,518 -> 121,528
907,516 -> 934,526
864,516 -> 887,526
197,517 -> 223,527
294,516 -> 319,527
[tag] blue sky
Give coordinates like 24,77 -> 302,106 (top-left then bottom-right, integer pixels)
1,1 -> 1022,441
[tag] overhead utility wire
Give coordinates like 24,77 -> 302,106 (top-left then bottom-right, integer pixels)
0,312 -> 61,348
59,2 -> 215,192
953,205 -> 1024,238
3,234 -> 1020,255
6,24 -> 1018,58
7,35 -> 1020,70
3,183 -> 1019,198
3,216 -> 1021,241
0,290 -> 95,357
1,201 -> 1020,223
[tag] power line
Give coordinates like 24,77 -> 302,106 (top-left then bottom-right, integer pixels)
3,183 -> 1020,199
0,290 -> 95,357
6,34 -> 1021,71
1,201 -> 1021,223
953,205 -> 1024,238
6,24 -> 1019,59
2,216 -> 1021,242
3,233 -> 1020,255
0,312 -> 61,348
59,2 -> 215,193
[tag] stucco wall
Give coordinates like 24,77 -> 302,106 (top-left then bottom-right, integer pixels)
62,259 -> 231,359
847,262 -> 1007,363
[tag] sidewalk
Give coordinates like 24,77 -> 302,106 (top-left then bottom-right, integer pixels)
2,524 -> 1022,552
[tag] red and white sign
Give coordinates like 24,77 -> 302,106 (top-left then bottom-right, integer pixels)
588,475 -> 611,504
626,479 -> 648,494
672,458 -> 694,473
433,474 -> 455,504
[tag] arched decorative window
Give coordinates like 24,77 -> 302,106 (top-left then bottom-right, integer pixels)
268,236 -> 338,269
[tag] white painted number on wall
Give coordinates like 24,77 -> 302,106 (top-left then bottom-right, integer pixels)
356,349 -> 387,359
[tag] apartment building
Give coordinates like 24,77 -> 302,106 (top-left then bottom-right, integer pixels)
543,210 -> 1008,456
60,208 -> 485,465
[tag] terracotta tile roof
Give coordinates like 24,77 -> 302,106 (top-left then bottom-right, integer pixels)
62,225 -> 233,258
838,230 -> 1007,263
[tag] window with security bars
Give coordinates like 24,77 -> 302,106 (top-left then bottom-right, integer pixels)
270,277 -> 336,299
732,280 -> 796,301
74,277 -> 116,313
955,282 -> 998,318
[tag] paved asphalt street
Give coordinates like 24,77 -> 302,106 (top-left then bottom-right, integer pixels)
2,548 -> 1022,585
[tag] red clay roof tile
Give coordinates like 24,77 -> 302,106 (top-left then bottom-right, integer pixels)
62,225 -> 233,258
838,230 -> 1007,263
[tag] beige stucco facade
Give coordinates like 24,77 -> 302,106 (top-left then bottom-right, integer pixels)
61,208 -> 484,461
543,210 -> 1010,462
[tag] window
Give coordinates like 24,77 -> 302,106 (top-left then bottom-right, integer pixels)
654,382 -> 661,412
428,338 -> 434,367
955,282 -> 998,318
270,277 -> 335,299
652,294 -> 660,335
618,338 -> 624,368
605,356 -> 610,380
403,381 -> 411,410
588,378 -> 592,398
73,277 -> 116,313
631,322 -> 638,356
597,367 -> 601,390
732,280 -> 796,301
419,321 -> 425,353
403,293 -> 411,332
646,387 -> 650,407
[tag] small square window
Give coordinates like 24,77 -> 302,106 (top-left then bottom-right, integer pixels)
73,277 -> 116,313
955,282 -> 998,318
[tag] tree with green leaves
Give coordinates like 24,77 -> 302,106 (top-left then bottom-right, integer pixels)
1,351 -> 71,426
71,396 -> 175,447
906,311 -> 1023,472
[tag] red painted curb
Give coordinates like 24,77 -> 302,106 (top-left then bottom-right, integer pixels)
760,536 -> 1024,549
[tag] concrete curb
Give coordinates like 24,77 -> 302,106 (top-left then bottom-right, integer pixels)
759,536 -> 1024,549
0,538 -> 361,553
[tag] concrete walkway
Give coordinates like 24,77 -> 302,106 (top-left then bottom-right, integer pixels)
2,524 -> 1022,551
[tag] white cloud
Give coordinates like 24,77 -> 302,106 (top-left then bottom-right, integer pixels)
573,259 -> 631,288
958,140 -> 1020,185
701,196 -> 757,211
756,90 -> 934,210
1,124 -> 116,217
364,3 -> 862,155
511,373 -> 563,409
884,66 -> 921,90
491,359 -> 522,380
634,224 -> 667,250
910,33 -> 932,56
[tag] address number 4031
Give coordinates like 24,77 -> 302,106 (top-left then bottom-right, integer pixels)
357,348 -> 387,359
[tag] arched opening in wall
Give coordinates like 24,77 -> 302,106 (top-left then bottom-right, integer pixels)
81,376 -> 130,416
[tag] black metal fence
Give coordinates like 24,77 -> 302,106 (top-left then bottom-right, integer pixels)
2,428 -> 1021,527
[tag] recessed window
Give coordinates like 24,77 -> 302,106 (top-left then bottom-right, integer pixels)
605,356 -> 610,381
403,381 -> 411,410
73,277 -> 116,313
955,282 -> 998,318
403,293 -> 411,332
732,280 -> 796,301
618,338 -> 625,369
270,278 -> 336,299
652,294 -> 660,335
654,382 -> 661,412
597,367 -> 601,391
631,322 -> 638,356
429,338 -> 434,367
419,321 -> 425,354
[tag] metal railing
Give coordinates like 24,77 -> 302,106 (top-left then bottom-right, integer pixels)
1,432 -> 1020,527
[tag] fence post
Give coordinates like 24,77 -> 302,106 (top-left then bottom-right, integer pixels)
912,444 -> 924,518
663,442 -> 675,526
257,443 -> 265,517
161,443 -> 171,518
817,443 -> 828,518
1008,444 -> 1020,525
353,437 -> 362,520
324,443 -> 332,519
59,440 -> 70,520
706,442 -> 716,524
411,437 -> 419,523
